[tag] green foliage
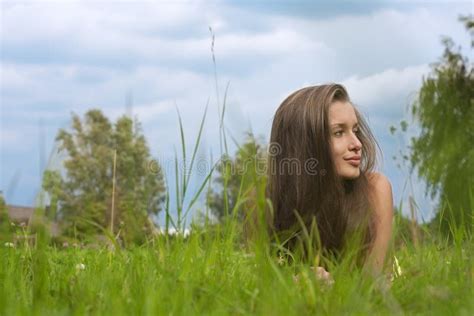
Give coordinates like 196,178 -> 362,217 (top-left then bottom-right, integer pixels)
42,109 -> 166,245
42,170 -> 62,220
0,193 -> 14,242
0,193 -> 5,210
410,16 -> 474,238
206,132 -> 268,222
0,213 -> 472,315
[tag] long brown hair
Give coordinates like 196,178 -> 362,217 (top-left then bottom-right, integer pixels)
266,84 -> 380,263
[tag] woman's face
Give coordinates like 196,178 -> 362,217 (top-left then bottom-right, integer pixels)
328,101 -> 362,179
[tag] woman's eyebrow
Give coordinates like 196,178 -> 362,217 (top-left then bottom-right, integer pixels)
331,122 -> 359,128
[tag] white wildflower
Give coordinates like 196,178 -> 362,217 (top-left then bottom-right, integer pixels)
393,256 -> 402,275
4,242 -> 14,248
76,263 -> 86,271
391,255 -> 403,282
277,255 -> 285,266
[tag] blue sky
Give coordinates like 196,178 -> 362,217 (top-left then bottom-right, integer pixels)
0,0 -> 471,224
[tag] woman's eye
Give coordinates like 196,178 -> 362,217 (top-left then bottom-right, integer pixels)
333,129 -> 359,137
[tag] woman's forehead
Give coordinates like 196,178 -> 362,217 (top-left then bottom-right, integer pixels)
329,101 -> 358,124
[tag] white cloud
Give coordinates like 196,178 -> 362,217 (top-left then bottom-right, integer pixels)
1,1 -> 207,42
216,28 -> 328,57
342,64 -> 429,110
121,100 -> 174,123
269,6 -> 469,77
2,1 -> 327,66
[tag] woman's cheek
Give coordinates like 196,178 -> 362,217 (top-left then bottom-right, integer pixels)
333,140 -> 345,158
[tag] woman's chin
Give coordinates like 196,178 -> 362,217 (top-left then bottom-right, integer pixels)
340,169 -> 361,179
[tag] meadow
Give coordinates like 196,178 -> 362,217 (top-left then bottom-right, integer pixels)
1,212 -> 472,315
1,96 -> 473,316
2,39 -> 472,315
1,92 -> 472,316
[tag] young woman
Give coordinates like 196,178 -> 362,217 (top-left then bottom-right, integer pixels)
266,84 -> 393,278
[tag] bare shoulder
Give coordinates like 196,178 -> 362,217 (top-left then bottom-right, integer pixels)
367,172 -> 391,188
367,172 -> 393,217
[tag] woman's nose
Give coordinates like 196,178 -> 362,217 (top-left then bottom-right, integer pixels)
349,133 -> 362,151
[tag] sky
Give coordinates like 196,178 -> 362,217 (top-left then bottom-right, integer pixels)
1,0 -> 472,225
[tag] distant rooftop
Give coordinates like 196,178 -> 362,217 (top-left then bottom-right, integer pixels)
7,205 -> 35,225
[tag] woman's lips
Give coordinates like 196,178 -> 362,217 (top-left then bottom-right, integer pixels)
345,157 -> 360,166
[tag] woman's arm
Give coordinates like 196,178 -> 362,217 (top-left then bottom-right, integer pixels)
365,172 -> 394,276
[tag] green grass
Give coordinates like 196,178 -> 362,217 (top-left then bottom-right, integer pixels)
0,222 -> 472,315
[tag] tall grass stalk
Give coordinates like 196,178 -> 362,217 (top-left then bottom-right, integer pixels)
165,101 -> 217,233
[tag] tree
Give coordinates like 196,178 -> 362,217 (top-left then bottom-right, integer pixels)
206,132 -> 268,222
0,192 -> 13,243
410,16 -> 473,238
42,109 -> 166,245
